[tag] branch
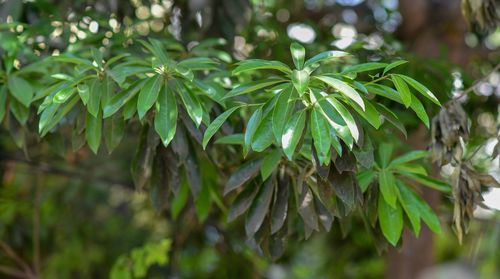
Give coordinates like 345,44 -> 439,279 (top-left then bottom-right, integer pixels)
454,63 -> 500,100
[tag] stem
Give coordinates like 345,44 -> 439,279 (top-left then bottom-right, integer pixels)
454,63 -> 500,100
363,75 -> 389,86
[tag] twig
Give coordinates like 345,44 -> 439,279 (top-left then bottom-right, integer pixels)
0,265 -> 27,279
0,241 -> 35,278
454,63 -> 500,100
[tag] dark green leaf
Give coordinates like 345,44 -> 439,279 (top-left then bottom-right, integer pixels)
252,113 -> 275,152
401,172 -> 451,193
272,85 -> 293,142
8,76 -> 33,107
77,83 -> 90,105
137,75 -> 163,119
104,79 -> 145,118
154,85 -> 178,146
176,82 -> 203,127
224,79 -> 285,99
311,107 -> 331,165
215,133 -> 244,145
88,79 -> 101,117
224,158 -> 263,195
396,74 -> 441,106
383,60 -> 408,75
86,111 -> 102,154
104,113 -> 125,153
244,107 -> 263,155
228,182 -> 259,222
53,86 -> 75,103
342,62 -> 387,74
271,176 -> 289,234
376,103 -> 407,138
246,178 -> 275,236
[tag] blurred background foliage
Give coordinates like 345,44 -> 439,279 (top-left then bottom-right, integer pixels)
0,0 -> 499,278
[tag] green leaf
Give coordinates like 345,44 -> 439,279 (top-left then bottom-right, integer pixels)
378,193 -> 403,246
396,74 -> 441,106
0,86 -> 6,122
232,59 -> 291,75
391,75 -> 412,108
327,97 -> 359,142
91,47 -> 103,69
176,82 -> 203,127
383,60 -> 408,75
397,181 -> 422,235
342,62 -> 387,74
53,86 -> 75,103
357,170 -> 375,192
86,111 -> 102,154
224,158 -> 262,195
291,69 -> 309,96
272,85 -> 294,142
172,178 -> 189,220
103,79 -> 145,118
104,114 -> 125,153
88,79 -> 102,117
377,143 -> 393,168
348,98 -> 381,129
244,107 -> 263,155
154,85 -> 178,147
304,50 -> 349,67
376,103 -> 407,138
224,79 -> 284,99
379,170 -> 398,208
282,109 -> 306,160
202,105 -> 242,149
290,42 -> 305,69
417,196 -> 442,234
389,150 -> 429,167
228,182 -> 259,222
260,149 -> 282,180
246,178 -> 275,236
251,114 -> 275,152
311,107 -> 331,165
316,75 -> 364,110
392,163 -> 428,175
409,94 -> 430,128
8,76 -> 33,107
77,83 -> 90,105
400,172 -> 451,193
137,75 -> 163,119
177,57 -> 218,71
9,96 -> 29,124
215,133 -> 244,145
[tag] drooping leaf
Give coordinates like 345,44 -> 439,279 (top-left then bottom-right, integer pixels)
77,83 -> 90,105
409,94 -> 430,128
7,76 -> 33,107
203,105 -> 242,149
176,81 -> 203,127
329,169 -> 357,214
88,79 -> 102,117
252,113 -> 275,152
86,111 -> 102,154
316,76 -> 364,110
228,182 -> 259,222
348,98 -> 381,129
53,86 -> 76,104
260,149 -> 282,180
311,107 -> 331,165
137,75 -> 163,119
377,143 -> 393,168
224,158 -> 263,195
244,107 -> 263,155
104,113 -> 125,153
154,84 -> 178,146
378,194 -> 403,246
389,150 -> 429,167
104,79 -> 145,118
271,175 -> 289,234
397,181 -> 422,235
326,97 -> 359,142
378,170 -> 398,208
290,42 -> 305,69
400,172 -> 451,193
297,183 -> 319,231
272,85 -> 293,142
282,109 -> 306,160
376,103 -> 407,138
246,178 -> 275,236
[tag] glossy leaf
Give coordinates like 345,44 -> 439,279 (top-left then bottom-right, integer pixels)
396,74 -> 441,106
252,114 -> 275,152
342,62 -> 387,74
137,75 -> 163,119
282,109 -> 306,160
383,60 -> 408,75
224,79 -> 284,99
86,111 -> 102,154
103,79 -> 145,118
272,85 -> 293,142
290,42 -> 305,69
327,97 -> 359,142
246,178 -> 275,236
291,69 -> 309,96
53,86 -> 75,103
176,82 -> 203,127
391,75 -> 412,107
311,107 -> 331,165
228,182 -> 259,222
244,107 -> 263,155
316,76 -> 364,110
154,85 -> 178,146
104,114 -> 125,153
88,79 -> 102,117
